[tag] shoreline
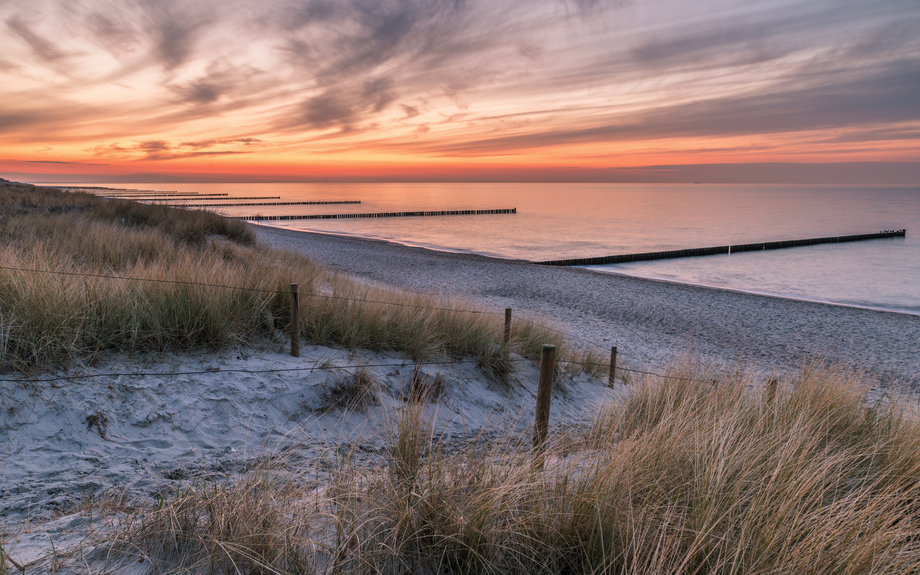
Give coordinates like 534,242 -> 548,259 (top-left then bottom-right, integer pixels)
258,223 -> 920,317
252,223 -> 528,261
253,223 -> 920,387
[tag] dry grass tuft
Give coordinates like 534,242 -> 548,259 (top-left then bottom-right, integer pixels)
320,366 -> 380,412
0,536 -> 16,575
113,467 -> 317,574
0,182 -> 254,246
407,366 -> 446,403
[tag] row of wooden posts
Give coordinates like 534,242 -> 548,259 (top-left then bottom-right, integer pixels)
239,208 -> 517,221
288,284 -> 617,470
539,229 -> 907,267
166,200 -> 361,208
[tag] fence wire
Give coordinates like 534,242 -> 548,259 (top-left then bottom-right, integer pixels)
0,358 -> 541,385
1,264 -> 712,384
2,358 -> 712,386
557,359 -> 713,383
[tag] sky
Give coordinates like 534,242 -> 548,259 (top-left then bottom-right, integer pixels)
1,0 -> 918,183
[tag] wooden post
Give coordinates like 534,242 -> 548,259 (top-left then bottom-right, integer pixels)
533,344 -> 555,471
290,283 -> 300,357
503,308 -> 512,347
608,346 -> 618,386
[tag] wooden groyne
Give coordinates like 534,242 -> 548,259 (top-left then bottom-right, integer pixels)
538,229 -> 906,267
143,196 -> 280,202
175,200 -> 361,208
102,192 -> 223,197
236,208 -> 516,221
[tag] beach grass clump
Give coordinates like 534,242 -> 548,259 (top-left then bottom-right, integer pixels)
407,366 -> 447,402
325,362 -> 920,574
0,225 -> 307,369
88,360 -> 920,574
109,362 -> 920,574
0,181 -> 254,246
0,183 -> 584,378
319,366 -> 380,412
114,467 -> 316,574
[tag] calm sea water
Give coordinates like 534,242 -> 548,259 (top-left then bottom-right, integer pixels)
78,182 -> 920,314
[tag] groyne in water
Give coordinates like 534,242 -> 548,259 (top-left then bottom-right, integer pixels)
538,229 -> 906,267
237,208 -> 517,221
102,192 -> 223,197
143,196 -> 280,201
176,200 -> 361,208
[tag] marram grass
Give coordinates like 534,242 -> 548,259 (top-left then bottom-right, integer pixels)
102,362 -> 920,574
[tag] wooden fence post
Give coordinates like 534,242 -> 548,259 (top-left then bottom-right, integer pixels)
533,344 -> 555,471
608,346 -> 617,386
290,283 -> 300,357
504,308 -> 512,347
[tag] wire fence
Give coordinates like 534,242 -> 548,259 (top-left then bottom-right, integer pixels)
0,358 -> 533,385
1,358 -> 707,386
0,264 -> 715,385
0,265 -> 280,294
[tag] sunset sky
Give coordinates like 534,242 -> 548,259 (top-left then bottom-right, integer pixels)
1,0 -> 918,183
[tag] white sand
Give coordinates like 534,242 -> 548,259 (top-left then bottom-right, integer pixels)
0,343 -> 618,571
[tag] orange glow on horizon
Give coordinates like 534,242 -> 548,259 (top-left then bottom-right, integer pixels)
2,126 -> 916,183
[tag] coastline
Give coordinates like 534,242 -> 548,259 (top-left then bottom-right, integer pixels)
253,223 -> 920,387
3,194 -> 918,570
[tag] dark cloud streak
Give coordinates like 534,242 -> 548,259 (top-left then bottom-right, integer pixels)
27,160 -> 109,165
6,14 -> 69,63
76,136 -> 264,162
86,10 -> 142,56
141,0 -> 211,71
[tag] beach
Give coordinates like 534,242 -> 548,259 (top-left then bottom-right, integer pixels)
3,217 -> 919,572
254,224 -> 920,387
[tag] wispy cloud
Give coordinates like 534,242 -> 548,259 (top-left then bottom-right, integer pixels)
180,138 -> 263,149
84,138 -> 262,161
0,0 -> 917,178
26,159 -> 109,165
411,56 -> 920,155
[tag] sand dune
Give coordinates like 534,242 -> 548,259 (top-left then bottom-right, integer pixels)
2,222 -> 916,572
0,343 -> 616,570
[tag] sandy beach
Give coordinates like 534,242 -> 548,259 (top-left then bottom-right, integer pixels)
254,224 -> 919,387
2,220 -> 918,572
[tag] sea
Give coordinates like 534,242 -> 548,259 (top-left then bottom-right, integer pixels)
62,182 -> 920,315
